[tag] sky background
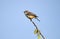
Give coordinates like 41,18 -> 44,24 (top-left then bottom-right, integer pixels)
0,0 -> 60,39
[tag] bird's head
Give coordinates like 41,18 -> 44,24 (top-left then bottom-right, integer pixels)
24,10 -> 29,14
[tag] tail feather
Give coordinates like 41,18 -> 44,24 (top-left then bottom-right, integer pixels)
35,17 -> 40,22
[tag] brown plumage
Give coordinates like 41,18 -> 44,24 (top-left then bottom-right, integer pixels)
24,10 -> 40,21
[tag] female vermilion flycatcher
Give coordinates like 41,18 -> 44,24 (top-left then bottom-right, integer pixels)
24,10 -> 40,21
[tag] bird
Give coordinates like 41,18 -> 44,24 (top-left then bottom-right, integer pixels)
24,10 -> 40,21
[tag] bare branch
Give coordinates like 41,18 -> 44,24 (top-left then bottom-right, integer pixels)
30,20 -> 45,39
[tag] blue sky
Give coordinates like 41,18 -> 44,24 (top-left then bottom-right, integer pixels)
0,0 -> 60,39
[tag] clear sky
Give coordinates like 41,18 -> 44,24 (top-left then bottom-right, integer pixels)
0,0 -> 60,39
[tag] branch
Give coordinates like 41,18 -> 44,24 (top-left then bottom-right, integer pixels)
30,20 -> 45,39
30,20 -> 38,29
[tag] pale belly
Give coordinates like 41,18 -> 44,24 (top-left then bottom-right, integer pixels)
28,15 -> 35,19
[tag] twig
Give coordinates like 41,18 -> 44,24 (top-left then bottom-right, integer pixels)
39,31 -> 45,39
30,20 -> 45,39
30,20 -> 38,29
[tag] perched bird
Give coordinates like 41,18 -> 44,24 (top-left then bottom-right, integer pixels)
24,10 -> 40,21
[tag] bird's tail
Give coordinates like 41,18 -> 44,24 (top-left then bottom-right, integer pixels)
35,17 -> 40,22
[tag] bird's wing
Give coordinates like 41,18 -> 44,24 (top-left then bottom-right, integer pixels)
28,12 -> 38,17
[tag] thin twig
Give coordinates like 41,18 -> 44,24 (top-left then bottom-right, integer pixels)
30,20 -> 38,29
40,32 -> 45,39
30,20 -> 45,39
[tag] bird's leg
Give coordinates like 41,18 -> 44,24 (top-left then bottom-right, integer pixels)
29,18 -> 32,22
